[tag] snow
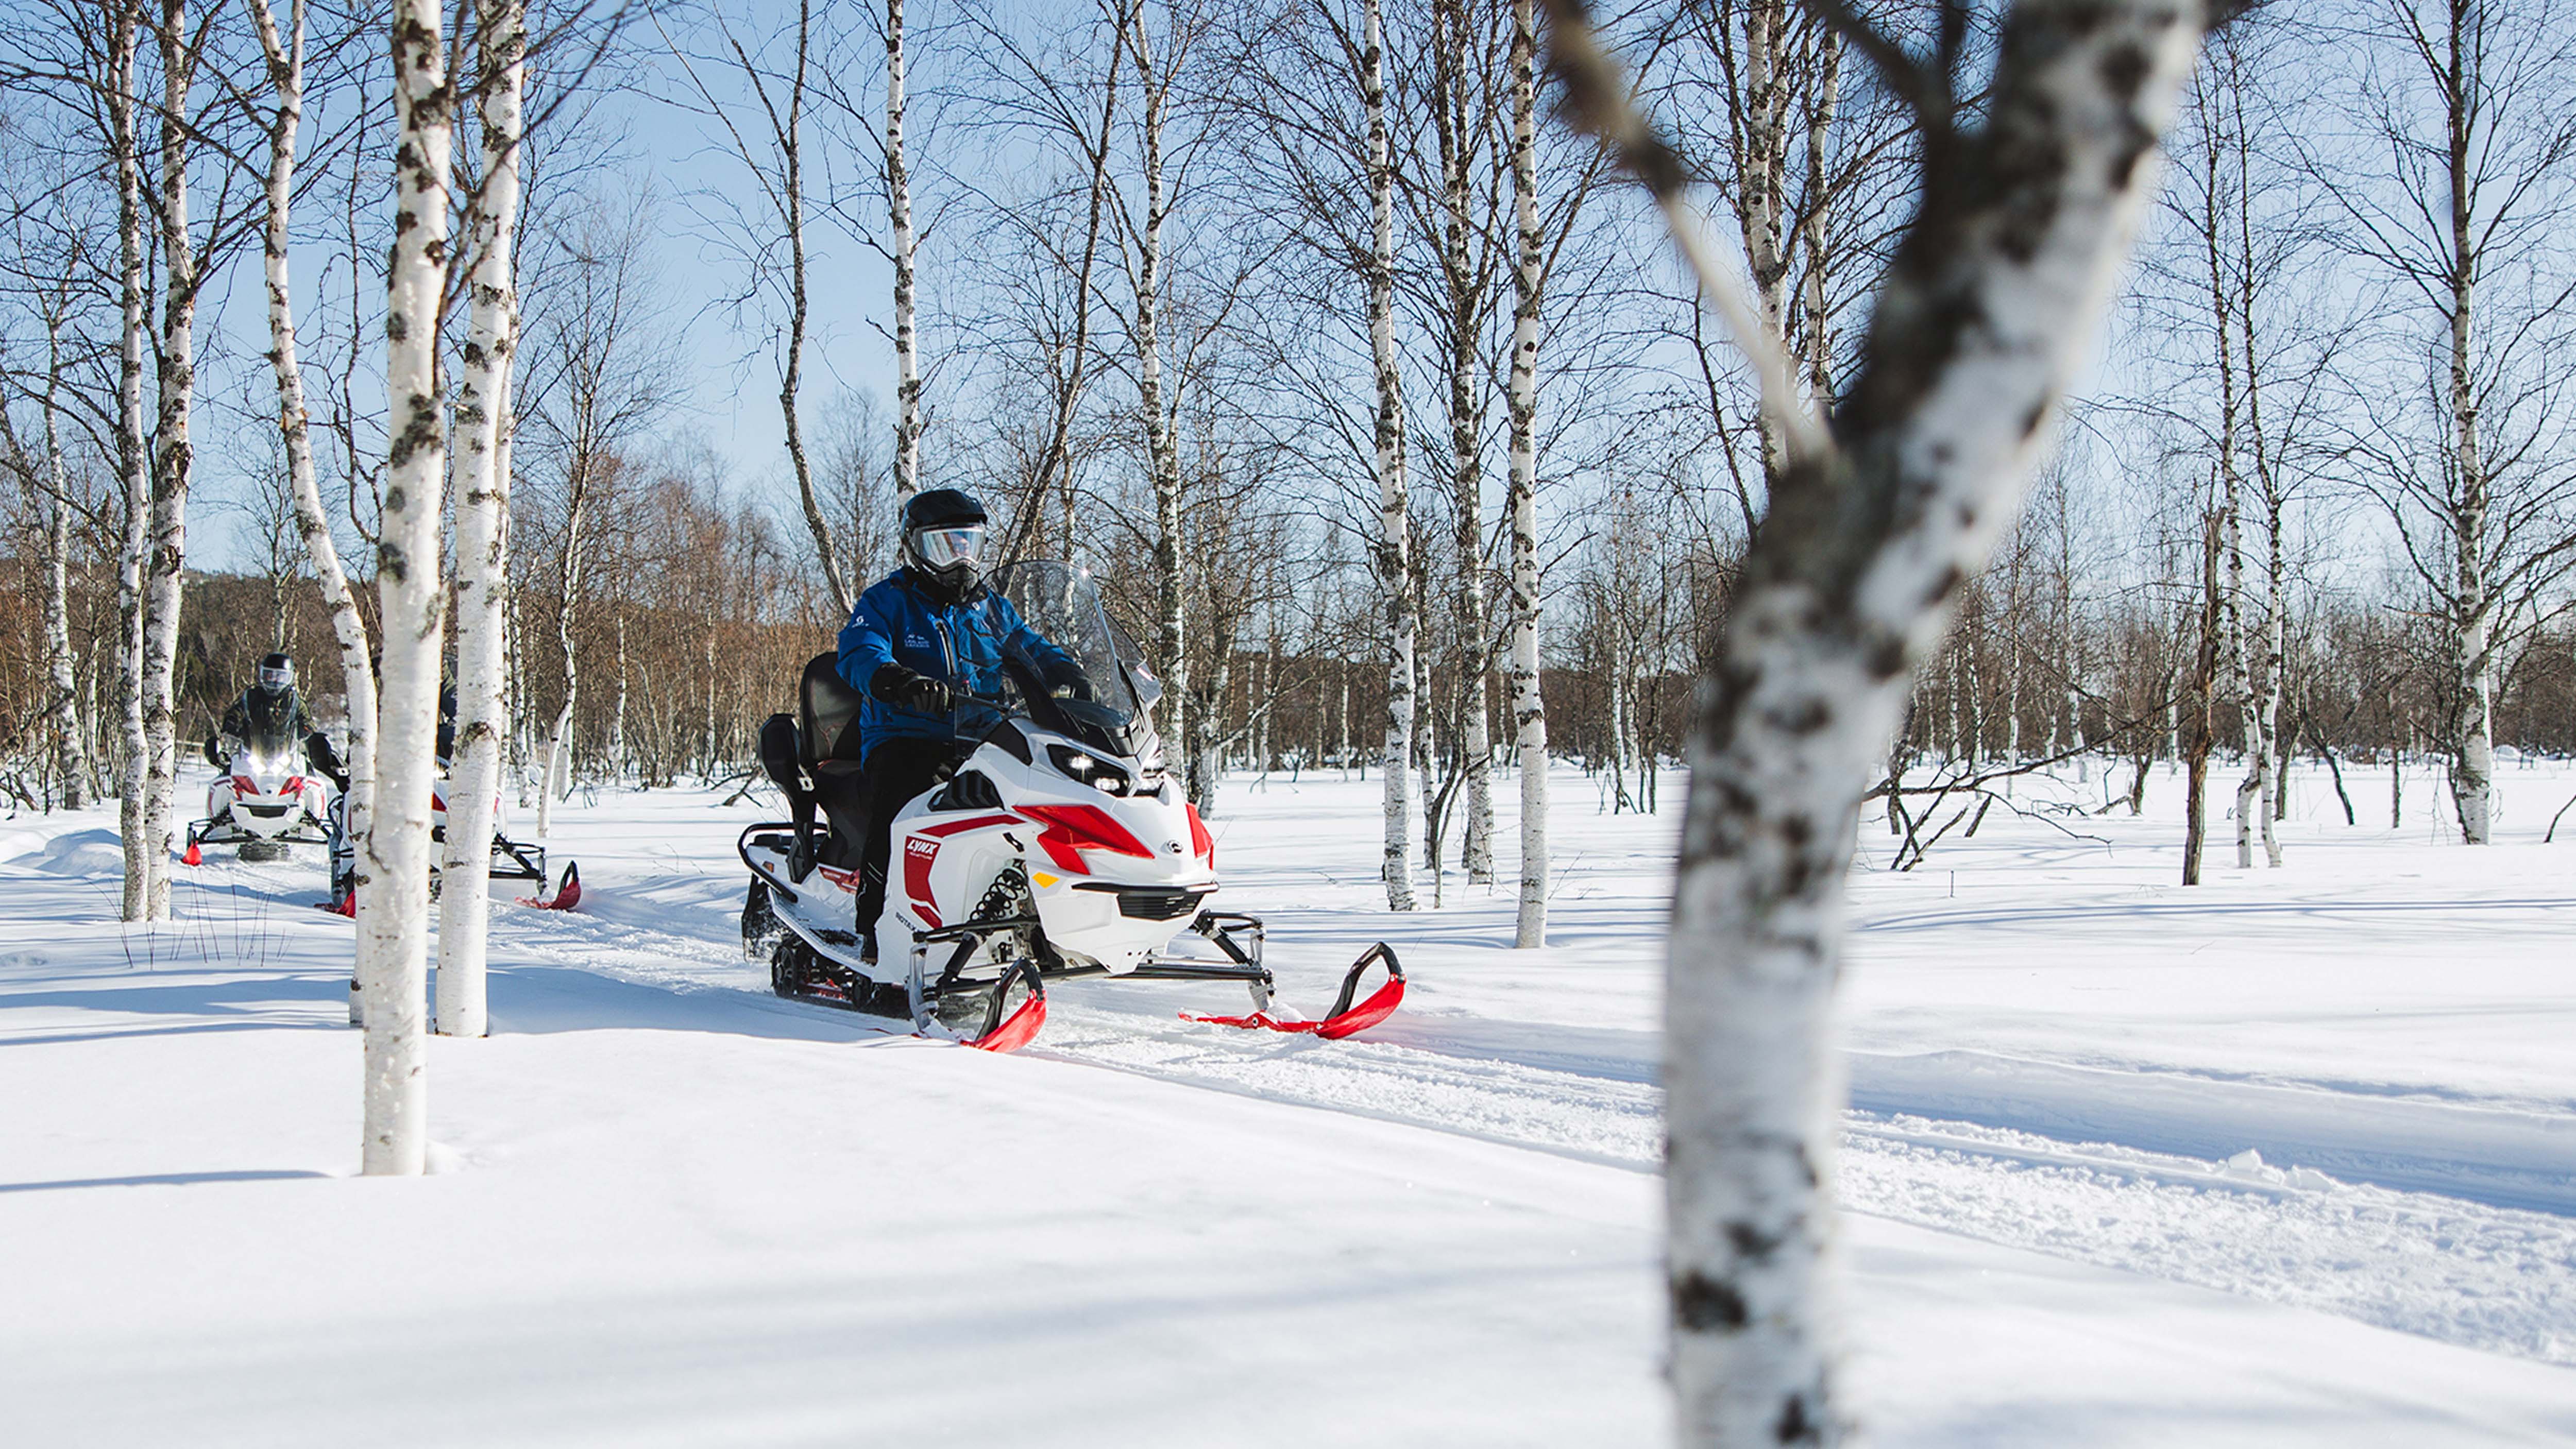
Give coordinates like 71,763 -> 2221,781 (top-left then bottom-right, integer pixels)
4,756 -> 2574,1444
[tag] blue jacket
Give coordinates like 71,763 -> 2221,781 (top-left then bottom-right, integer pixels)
837,570 -> 1078,760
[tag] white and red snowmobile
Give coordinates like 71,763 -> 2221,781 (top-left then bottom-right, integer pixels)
185,722 -> 331,865
738,561 -> 1403,1052
316,753 -> 568,920
430,771 -> 552,892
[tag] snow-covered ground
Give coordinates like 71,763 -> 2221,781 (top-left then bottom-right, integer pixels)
4,756 -> 2574,1445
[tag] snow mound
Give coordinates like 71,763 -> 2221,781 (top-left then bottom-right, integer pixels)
22,828 -> 126,879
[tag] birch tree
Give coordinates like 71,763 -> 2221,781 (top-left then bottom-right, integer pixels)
1426,0 -> 1503,887
887,0 -> 922,500
1505,0 -> 1546,944
1121,1 -> 1193,798
2317,0 -> 2576,845
520,188 -> 671,832
660,0 -> 854,612
111,2 -> 153,920
245,0 -> 376,936
1543,2 -> 2211,1442
141,0 -> 195,919
365,0 -> 454,1175
439,0 -> 528,1039
1368,0 -> 1418,909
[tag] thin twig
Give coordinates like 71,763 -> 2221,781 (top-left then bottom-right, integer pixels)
1539,0 -> 1829,464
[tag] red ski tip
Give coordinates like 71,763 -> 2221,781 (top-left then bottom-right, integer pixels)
971,992 -> 1048,1053
518,862 -> 581,911
1185,944 -> 1405,1041
315,894 -> 356,918
181,841 -> 202,866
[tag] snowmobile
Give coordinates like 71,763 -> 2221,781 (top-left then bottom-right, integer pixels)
738,560 -> 1403,1052
186,721 -> 331,864
315,754 -> 566,921
430,769 -> 550,889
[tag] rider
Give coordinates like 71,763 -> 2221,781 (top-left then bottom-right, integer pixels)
837,488 -> 1088,959
204,652 -> 345,785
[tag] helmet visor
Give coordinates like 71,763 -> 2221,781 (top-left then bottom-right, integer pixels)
259,664 -> 294,692
914,525 -> 987,570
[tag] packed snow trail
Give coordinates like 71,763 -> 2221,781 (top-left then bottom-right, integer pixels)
447,843 -> 2576,1372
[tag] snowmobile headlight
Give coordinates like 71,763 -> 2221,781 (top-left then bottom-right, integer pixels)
1047,744 -> 1131,796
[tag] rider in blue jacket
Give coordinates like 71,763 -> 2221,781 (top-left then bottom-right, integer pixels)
837,488 -> 1086,957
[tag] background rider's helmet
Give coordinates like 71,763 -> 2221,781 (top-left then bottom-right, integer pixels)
899,488 -> 991,604
257,652 -> 295,697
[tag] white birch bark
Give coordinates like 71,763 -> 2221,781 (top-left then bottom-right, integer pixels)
610,611 -> 628,777
365,0 -> 453,1175
36,292 -> 87,809
537,461 -> 590,840
778,0 -> 852,613
888,0 -> 922,501
1129,5 -> 1190,809
2243,294 -> 2283,862
2193,76 -> 2262,871
439,0 -> 527,1039
1542,2 -> 2206,1441
141,0 -> 207,922
2442,28 -> 2494,846
1431,0 -> 1494,887
1506,0 -> 1548,946
109,5 -> 152,921
1365,0 -> 1416,911
248,0 -> 377,930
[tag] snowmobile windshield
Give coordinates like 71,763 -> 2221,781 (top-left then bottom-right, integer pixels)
992,561 -> 1162,762
238,716 -> 299,772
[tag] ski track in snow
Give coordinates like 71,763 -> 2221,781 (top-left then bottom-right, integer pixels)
474,867 -> 2576,1370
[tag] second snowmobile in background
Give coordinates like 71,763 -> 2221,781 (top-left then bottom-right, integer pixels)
738,560 -> 1402,1052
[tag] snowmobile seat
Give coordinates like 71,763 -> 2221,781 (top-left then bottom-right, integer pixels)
800,653 -> 873,867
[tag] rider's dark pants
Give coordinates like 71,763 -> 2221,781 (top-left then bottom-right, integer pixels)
854,736 -> 959,947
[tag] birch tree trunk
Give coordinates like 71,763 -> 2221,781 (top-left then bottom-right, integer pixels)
1506,0 -> 1547,946
1129,5 -> 1190,809
1365,0 -> 1416,912
439,0 -> 528,1039
2443,5 -> 2494,846
110,4 -> 152,921
2183,510 -> 2223,885
610,612 -> 629,777
780,0 -> 852,613
1433,0 -> 1494,887
248,0 -> 376,933
888,0 -> 922,501
37,297 -> 87,809
2194,72 -> 2262,871
1544,3 -> 2206,1442
537,480 -> 587,841
141,0 -> 208,921
365,0 -> 454,1175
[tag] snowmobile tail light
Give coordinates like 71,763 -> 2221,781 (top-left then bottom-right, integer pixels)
1047,744 -> 1132,795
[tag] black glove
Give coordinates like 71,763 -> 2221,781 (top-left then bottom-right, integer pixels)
1040,659 -> 1093,701
871,664 -> 954,717
202,731 -> 225,769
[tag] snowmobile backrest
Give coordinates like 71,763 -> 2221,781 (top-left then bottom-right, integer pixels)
799,652 -> 868,767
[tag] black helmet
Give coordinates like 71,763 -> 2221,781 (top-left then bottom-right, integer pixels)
257,652 -> 295,697
899,488 -> 991,603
